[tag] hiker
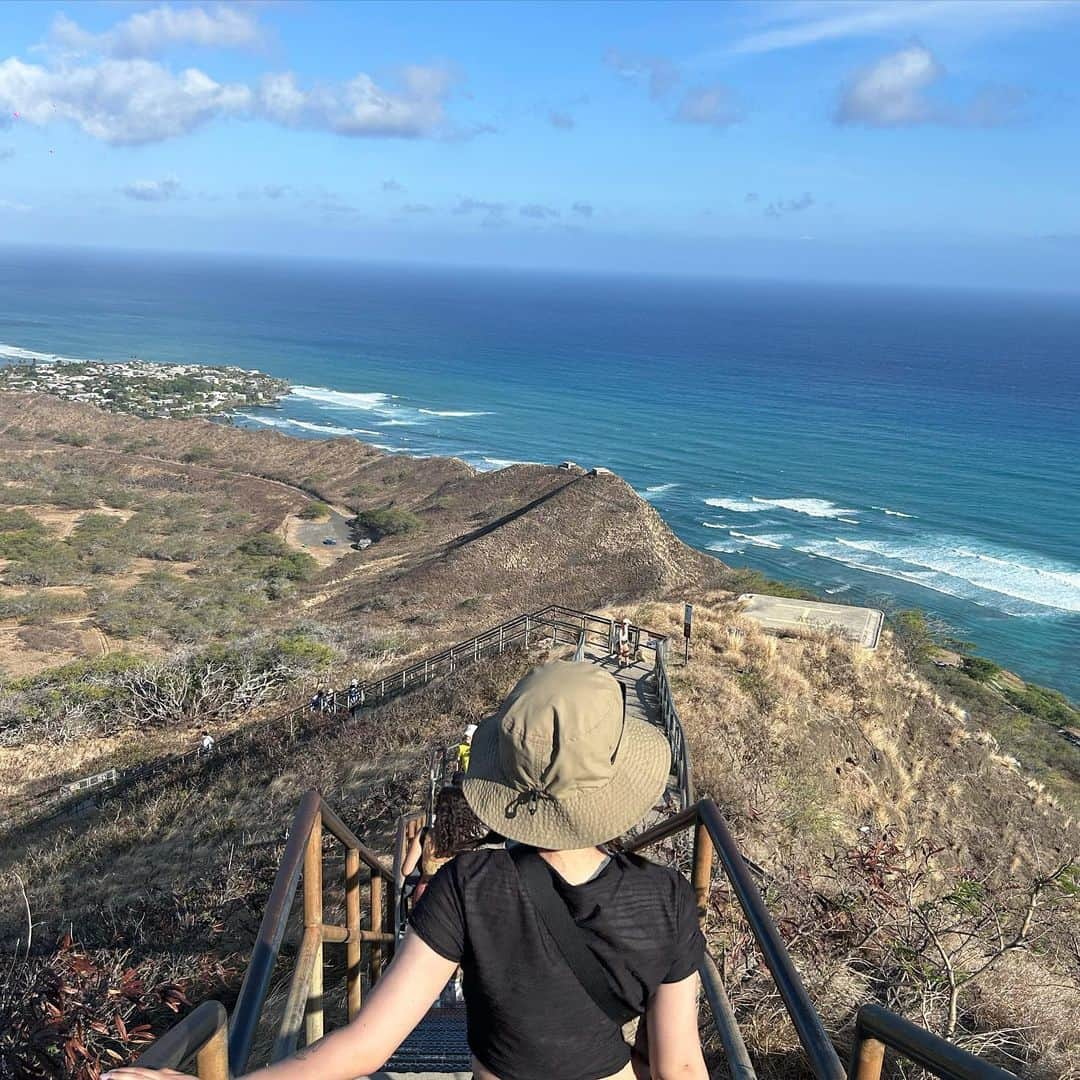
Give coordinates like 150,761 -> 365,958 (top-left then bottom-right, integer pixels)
198,731 -> 214,755
347,678 -> 360,709
107,661 -> 707,1080
617,617 -> 632,668
309,687 -> 325,713
456,723 -> 477,775
402,785 -> 489,905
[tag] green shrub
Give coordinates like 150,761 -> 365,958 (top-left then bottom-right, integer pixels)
298,502 -> 331,521
0,509 -> 44,534
961,655 -> 1002,682
1004,682 -> 1079,728
181,445 -> 214,464
356,507 -> 423,539
237,532 -> 290,558
53,432 -> 91,447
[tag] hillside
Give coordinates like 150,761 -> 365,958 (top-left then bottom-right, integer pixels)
0,393 -> 1076,1079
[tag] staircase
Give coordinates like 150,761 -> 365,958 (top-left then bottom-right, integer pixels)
129,606 -> 1016,1080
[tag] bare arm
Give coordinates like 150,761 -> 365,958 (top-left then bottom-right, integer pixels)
646,972 -> 708,1080
105,930 -> 457,1080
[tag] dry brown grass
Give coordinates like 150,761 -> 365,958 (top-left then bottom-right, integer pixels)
610,598 -> 1079,1079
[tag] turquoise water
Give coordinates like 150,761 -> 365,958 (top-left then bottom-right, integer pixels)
1,246 -> 1078,698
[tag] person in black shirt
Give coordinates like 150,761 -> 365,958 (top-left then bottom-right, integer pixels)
107,661 -> 707,1080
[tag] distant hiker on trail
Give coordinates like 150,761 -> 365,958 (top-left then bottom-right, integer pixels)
617,617 -> 632,668
108,661 -> 706,1080
199,731 -> 214,755
456,724 -> 477,775
310,687 -> 327,713
347,678 -> 360,709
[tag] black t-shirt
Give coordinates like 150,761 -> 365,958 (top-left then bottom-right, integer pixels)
409,847 -> 705,1080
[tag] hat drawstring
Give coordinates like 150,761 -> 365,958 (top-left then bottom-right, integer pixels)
506,787 -> 553,819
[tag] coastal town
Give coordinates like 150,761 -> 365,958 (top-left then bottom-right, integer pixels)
0,358 -> 289,419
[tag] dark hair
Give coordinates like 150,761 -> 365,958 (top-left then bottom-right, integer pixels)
431,785 -> 492,858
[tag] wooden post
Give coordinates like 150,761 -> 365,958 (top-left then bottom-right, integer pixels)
370,875 -> 385,982
853,1036 -> 886,1080
195,1020 -> 229,1080
303,814 -> 324,1046
345,847 -> 362,1021
691,818 -> 714,926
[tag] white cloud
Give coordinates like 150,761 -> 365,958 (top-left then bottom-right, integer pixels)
836,44 -> 1026,127
121,176 -> 181,201
0,57 -> 251,145
0,54 -> 456,145
0,198 -> 31,212
837,44 -> 942,126
676,85 -> 741,128
604,48 -> 679,99
256,67 -> 453,137
49,5 -> 264,59
730,0 -> 1069,55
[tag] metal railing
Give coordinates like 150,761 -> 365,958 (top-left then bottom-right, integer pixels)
652,637 -> 694,809
133,790 -> 395,1078
848,1005 -> 1017,1080
626,799 -> 846,1080
6,605 -> 680,835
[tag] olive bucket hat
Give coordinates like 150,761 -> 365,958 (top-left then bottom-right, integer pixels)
462,661 -> 672,849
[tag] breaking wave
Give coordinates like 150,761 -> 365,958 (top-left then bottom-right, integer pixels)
417,408 -> 492,417
800,536 -> 1080,614
730,531 -> 788,550
872,506 -> 916,519
289,386 -> 396,412
704,495 -> 857,518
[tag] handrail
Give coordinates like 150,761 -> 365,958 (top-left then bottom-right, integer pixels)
6,605 -> 670,836
227,790 -> 394,1075
848,1005 -> 1018,1080
652,637 -> 694,809
134,1000 -> 228,1079
626,800 -> 846,1080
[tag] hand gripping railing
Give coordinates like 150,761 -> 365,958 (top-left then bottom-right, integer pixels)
134,790 -> 396,1077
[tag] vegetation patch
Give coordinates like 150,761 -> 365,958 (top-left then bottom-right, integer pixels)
356,506 -> 423,539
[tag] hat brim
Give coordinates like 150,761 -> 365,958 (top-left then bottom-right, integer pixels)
462,712 -> 673,849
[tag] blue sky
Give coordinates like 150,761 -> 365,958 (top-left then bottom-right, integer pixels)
0,0 -> 1078,288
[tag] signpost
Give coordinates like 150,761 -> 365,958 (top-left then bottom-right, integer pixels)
683,602 -> 693,663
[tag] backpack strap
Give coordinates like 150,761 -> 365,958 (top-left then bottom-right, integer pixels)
509,845 -> 629,1026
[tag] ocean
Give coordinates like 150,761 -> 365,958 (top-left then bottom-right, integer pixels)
1,246 -> 1078,699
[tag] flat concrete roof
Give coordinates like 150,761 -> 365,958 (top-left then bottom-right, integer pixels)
737,593 -> 884,649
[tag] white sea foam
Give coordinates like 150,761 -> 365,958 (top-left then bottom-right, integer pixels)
641,483 -> 679,501
289,386 -> 395,412
707,540 -> 744,553
704,498 -> 761,513
376,419 -> 420,426
701,521 -> 729,529
837,518 -> 861,526
752,497 -> 857,518
237,413 -> 374,437
704,495 -> 857,519
417,408 -> 492,417
872,506 -> 916,519
0,343 -> 88,364
801,535 -> 1080,614
479,457 -> 540,471
730,531 -> 788,550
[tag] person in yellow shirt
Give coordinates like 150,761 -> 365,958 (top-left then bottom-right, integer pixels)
456,724 -> 477,775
